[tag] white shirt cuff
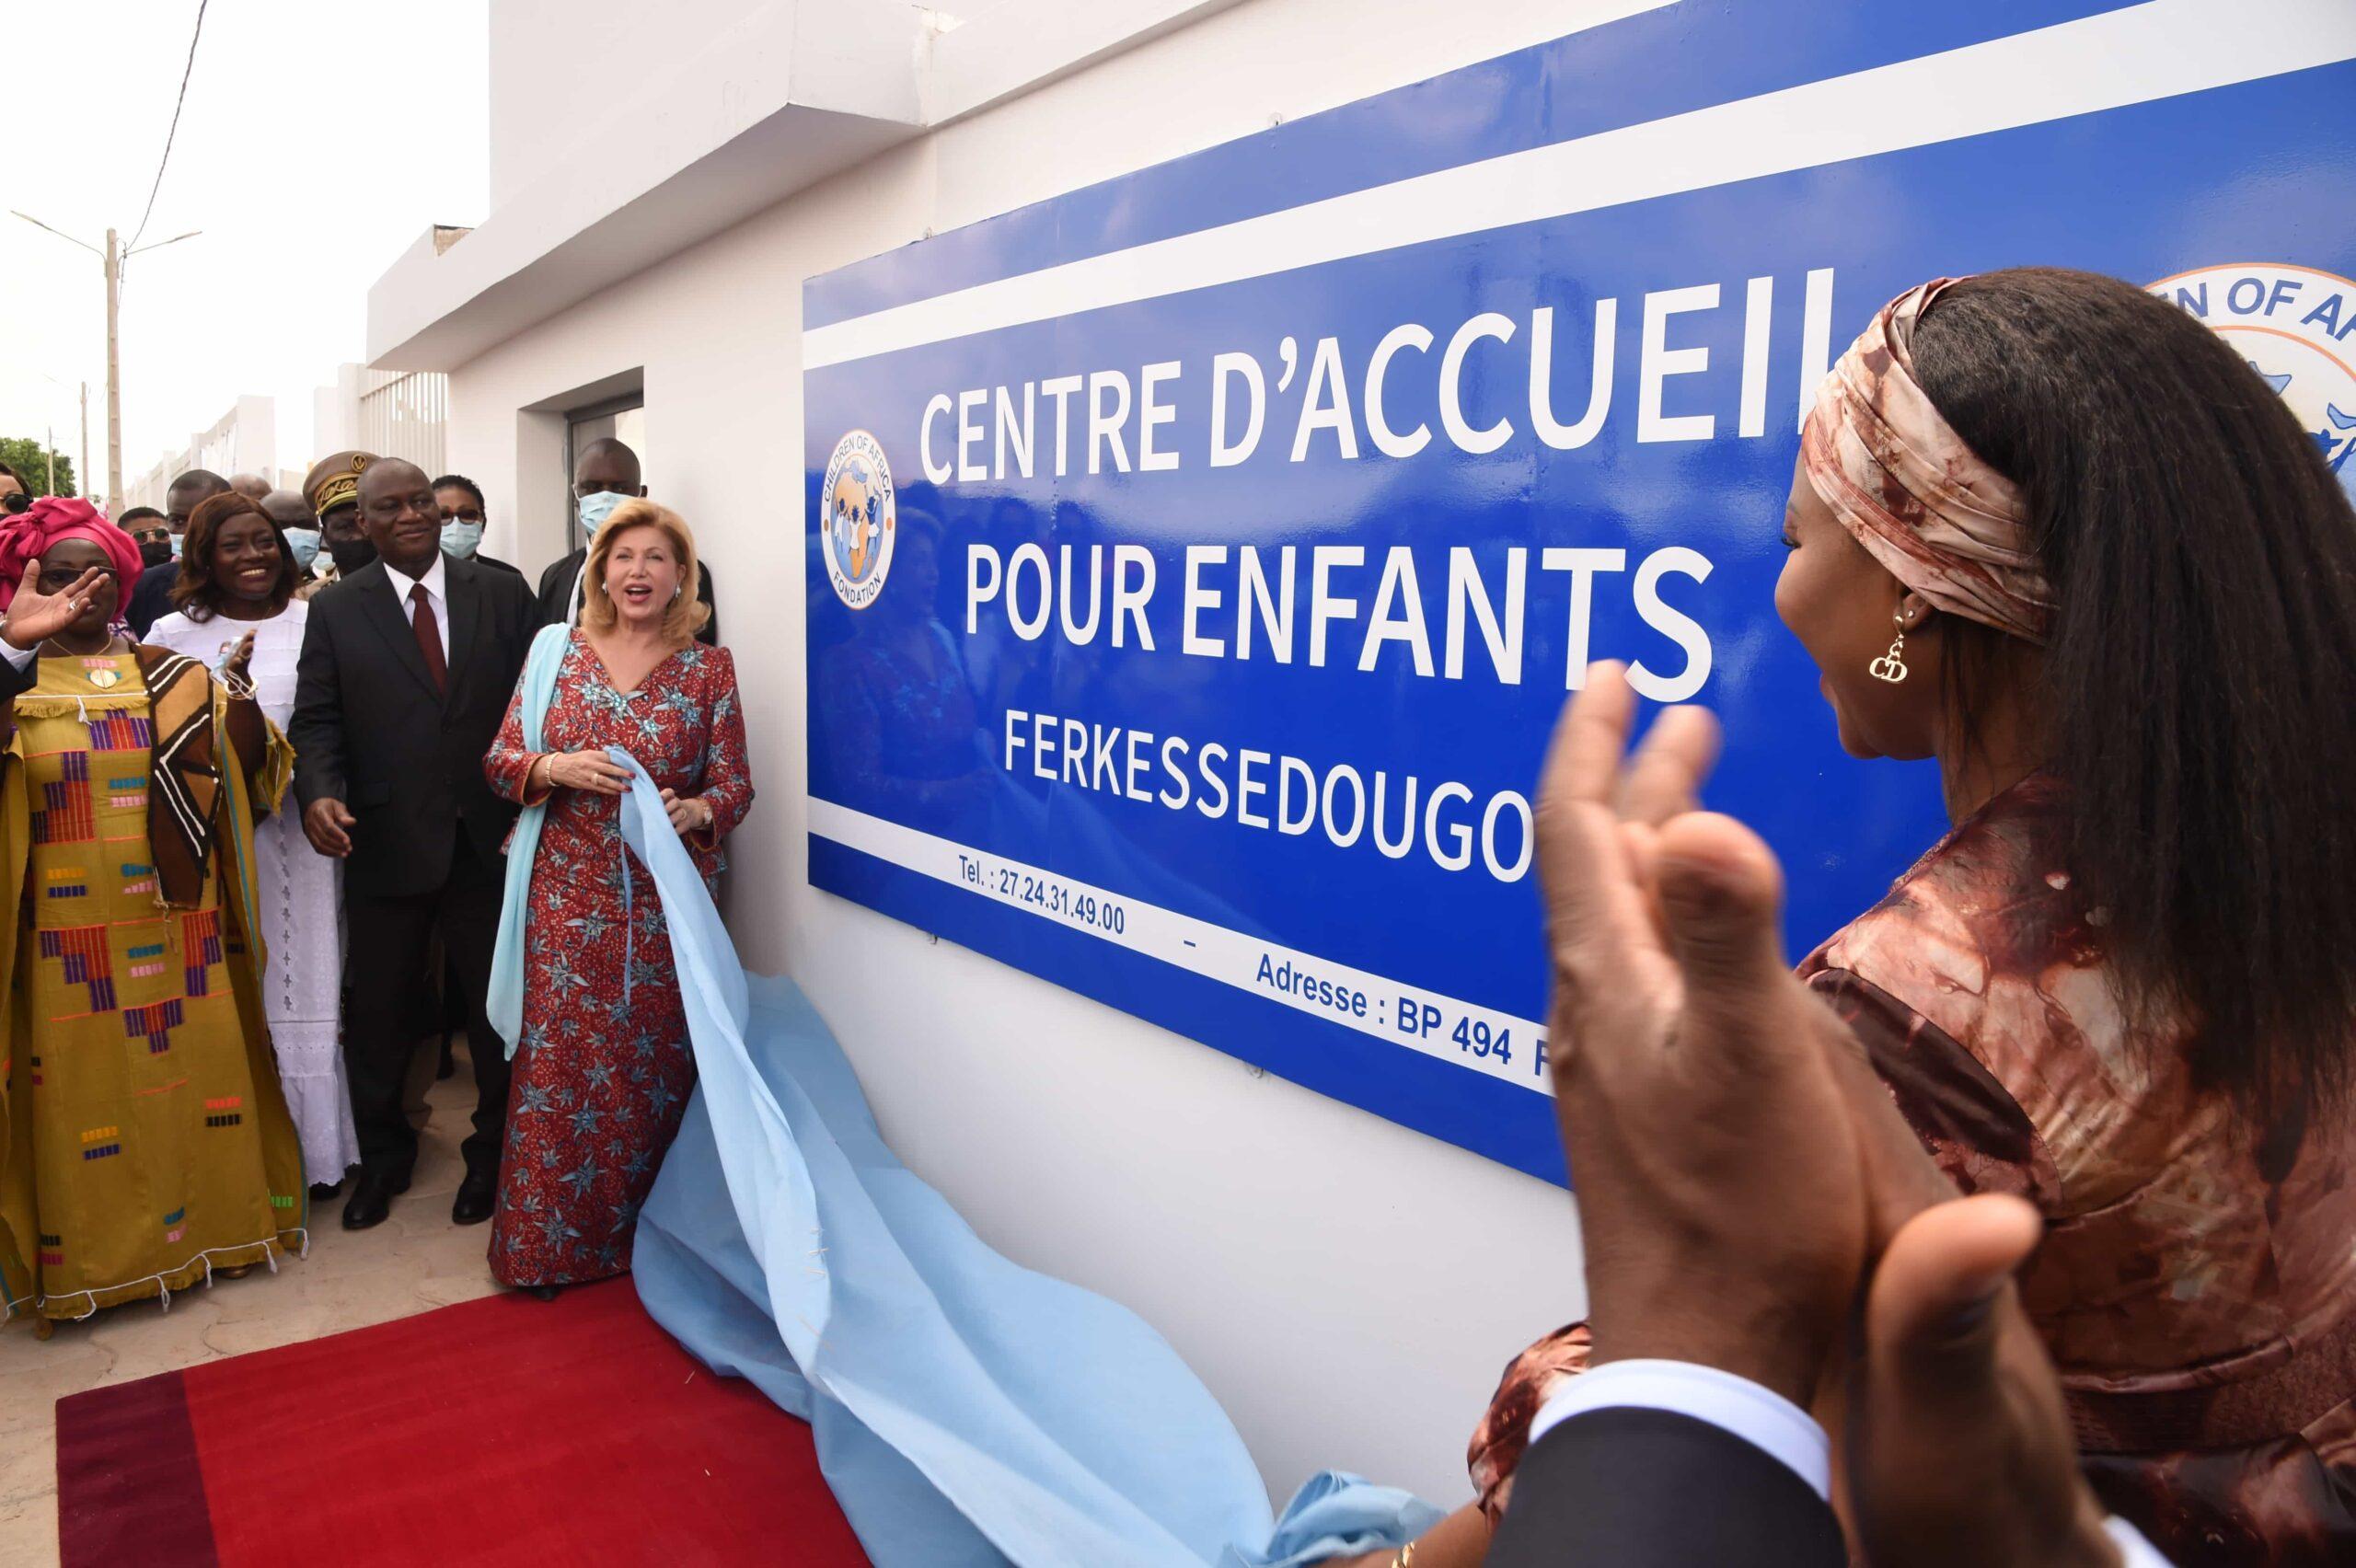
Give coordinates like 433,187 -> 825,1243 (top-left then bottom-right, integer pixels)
1526,1358 -> 1832,1503
1,640 -> 34,671
2107,1517 -> 2177,1568
1527,1362 -> 2180,1567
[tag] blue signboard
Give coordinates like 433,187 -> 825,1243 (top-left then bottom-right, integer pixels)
804,0 -> 2356,1182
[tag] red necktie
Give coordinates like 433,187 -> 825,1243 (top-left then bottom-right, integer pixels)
410,582 -> 447,694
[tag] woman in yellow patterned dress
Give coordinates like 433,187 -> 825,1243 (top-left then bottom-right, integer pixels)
0,501 -> 305,1327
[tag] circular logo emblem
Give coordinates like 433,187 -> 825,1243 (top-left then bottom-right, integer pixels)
2150,263 -> 2356,502
821,430 -> 896,610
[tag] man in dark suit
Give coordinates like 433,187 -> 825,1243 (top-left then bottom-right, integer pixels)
533,437 -> 719,643
290,457 -> 541,1231
124,468 -> 228,636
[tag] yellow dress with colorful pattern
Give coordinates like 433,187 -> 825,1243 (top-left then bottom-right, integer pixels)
0,642 -> 305,1320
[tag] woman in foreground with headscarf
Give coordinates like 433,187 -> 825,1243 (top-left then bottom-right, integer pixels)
0,499 -> 306,1332
1352,269 -> 2356,1568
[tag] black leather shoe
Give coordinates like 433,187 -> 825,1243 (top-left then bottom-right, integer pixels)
307,1179 -> 344,1201
341,1170 -> 408,1231
451,1169 -> 498,1226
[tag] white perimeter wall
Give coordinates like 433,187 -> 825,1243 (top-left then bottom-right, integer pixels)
446,0 -> 1637,1506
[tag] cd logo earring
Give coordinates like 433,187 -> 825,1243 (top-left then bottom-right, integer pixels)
1869,611 -> 1910,684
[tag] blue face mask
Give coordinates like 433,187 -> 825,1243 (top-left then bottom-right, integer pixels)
577,490 -> 630,538
441,520 -> 484,559
283,526 -> 322,571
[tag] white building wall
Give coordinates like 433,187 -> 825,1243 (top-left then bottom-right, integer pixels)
123,395 -> 279,512
440,0 -> 1620,1507
312,363 -> 367,459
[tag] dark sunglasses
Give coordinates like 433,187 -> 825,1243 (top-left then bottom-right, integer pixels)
1,492 -> 29,515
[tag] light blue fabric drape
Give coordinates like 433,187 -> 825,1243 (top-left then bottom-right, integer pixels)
484,622 -> 570,1058
560,751 -> 1444,1566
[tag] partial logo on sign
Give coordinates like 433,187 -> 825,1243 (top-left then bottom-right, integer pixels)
822,430 -> 897,610
2151,264 -> 2356,500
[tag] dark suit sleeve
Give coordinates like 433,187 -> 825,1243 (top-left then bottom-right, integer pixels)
695,560 -> 719,646
290,594 -> 346,812
126,565 -> 176,639
534,554 -> 573,630
1485,1408 -> 1846,1568
0,649 -> 34,700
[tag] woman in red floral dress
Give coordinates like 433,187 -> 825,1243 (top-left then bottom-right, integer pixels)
481,502 -> 753,1295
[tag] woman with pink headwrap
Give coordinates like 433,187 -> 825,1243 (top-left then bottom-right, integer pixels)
0,498 -> 306,1332
1341,270 -> 2356,1568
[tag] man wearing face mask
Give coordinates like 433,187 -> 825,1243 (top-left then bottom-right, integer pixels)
301,450 -> 380,593
533,438 -> 719,644
124,468 -> 230,636
120,506 -> 174,570
260,490 -> 326,595
432,473 -> 522,578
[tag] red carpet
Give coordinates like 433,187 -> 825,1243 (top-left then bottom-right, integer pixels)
54,1276 -> 871,1566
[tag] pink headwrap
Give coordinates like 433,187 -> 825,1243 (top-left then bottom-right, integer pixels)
1800,278 -> 2054,645
0,497 -> 149,615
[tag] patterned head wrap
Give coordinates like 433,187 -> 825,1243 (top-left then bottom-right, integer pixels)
0,497 -> 147,613
1801,278 -> 2054,644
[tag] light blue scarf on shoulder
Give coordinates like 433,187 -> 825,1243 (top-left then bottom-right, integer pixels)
485,622 -> 571,1058
486,617 -> 1441,1564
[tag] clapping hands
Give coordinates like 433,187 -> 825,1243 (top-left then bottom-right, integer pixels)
1533,663 -> 2120,1567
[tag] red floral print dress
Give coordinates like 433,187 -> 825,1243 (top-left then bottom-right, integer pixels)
1470,776 -> 2356,1564
480,631 -> 754,1288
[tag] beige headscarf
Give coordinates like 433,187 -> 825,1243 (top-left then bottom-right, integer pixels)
1800,278 -> 2053,645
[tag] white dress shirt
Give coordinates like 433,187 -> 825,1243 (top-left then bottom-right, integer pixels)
382,550 -> 450,661
1530,1362 -> 2177,1567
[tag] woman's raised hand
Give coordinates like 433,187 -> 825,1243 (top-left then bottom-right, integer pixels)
220,630 -> 257,688
547,749 -> 632,795
2,562 -> 110,651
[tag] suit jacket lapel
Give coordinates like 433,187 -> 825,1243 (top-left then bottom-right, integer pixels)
444,557 -> 482,708
352,561 -> 445,702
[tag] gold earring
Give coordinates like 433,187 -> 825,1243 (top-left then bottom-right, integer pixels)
1870,610 -> 1910,684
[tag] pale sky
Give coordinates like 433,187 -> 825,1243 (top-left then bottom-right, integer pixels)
0,0 -> 489,503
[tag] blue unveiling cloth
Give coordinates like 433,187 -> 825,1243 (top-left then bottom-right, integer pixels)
558,748 -> 1444,1565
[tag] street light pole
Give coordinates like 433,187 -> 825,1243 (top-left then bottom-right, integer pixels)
79,382 -> 89,503
11,212 -> 197,514
104,228 -> 122,508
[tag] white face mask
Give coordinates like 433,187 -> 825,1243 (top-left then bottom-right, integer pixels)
283,526 -> 322,571
441,520 -> 484,559
577,490 -> 630,538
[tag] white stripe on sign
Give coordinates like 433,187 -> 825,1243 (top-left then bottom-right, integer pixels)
809,800 -> 1554,1095
803,0 -> 2356,370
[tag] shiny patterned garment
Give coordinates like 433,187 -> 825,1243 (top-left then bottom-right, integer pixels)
480,631 -> 753,1288
1472,775 -> 2356,1563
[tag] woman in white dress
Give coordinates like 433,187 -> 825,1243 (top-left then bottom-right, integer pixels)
145,491 -> 359,1196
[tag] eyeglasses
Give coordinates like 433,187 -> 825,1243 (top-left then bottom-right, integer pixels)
37,565 -> 118,590
131,528 -> 170,544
